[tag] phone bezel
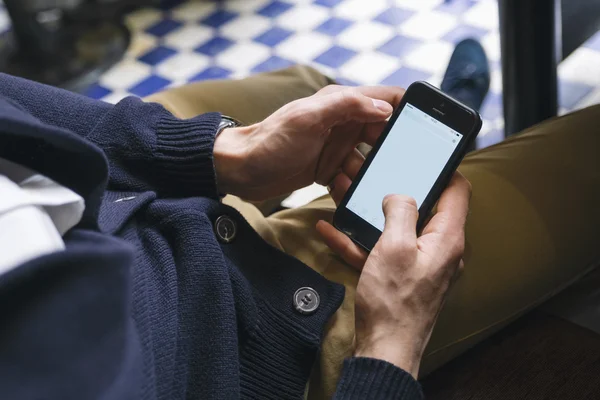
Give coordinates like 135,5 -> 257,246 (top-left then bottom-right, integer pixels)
333,81 -> 482,252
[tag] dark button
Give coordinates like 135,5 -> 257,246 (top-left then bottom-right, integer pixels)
215,215 -> 237,243
293,287 -> 320,315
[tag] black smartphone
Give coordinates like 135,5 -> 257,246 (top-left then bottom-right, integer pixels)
334,81 -> 482,252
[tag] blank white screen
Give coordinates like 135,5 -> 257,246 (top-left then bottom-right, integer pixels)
347,103 -> 462,231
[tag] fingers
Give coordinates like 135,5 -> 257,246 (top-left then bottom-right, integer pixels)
420,173 -> 471,266
327,148 -> 365,208
317,85 -> 405,109
382,194 -> 419,243
422,172 -> 471,237
342,148 -> 365,180
314,89 -> 393,127
354,86 -> 405,109
328,172 -> 352,206
360,121 -> 388,146
316,220 -> 368,270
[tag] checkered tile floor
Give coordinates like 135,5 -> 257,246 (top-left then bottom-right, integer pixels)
1,0 -> 599,205
2,0 -> 599,143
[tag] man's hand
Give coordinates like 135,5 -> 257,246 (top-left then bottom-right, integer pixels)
213,85 -> 404,200
317,173 -> 471,378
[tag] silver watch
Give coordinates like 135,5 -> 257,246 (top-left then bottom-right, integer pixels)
216,115 -> 242,136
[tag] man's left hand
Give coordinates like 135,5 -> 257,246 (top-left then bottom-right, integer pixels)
213,85 -> 404,201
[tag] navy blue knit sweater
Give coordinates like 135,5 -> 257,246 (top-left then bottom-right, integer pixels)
0,73 -> 423,400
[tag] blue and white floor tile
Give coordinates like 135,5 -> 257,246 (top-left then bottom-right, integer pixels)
1,0 -> 599,206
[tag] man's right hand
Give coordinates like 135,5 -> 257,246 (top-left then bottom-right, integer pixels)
317,173 -> 471,378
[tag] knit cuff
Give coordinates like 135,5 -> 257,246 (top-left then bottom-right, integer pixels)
154,111 -> 222,198
333,357 -> 424,400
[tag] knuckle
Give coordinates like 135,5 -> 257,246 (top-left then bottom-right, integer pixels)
449,235 -> 466,260
402,195 -> 418,209
286,103 -> 313,126
385,194 -> 417,210
319,84 -> 341,95
341,89 -> 364,108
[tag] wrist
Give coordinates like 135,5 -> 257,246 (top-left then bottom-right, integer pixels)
213,125 -> 254,196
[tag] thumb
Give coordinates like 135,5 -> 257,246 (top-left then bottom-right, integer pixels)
315,89 -> 393,127
382,194 -> 419,241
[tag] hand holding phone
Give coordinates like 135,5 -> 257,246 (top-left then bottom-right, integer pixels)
317,81 -> 477,376
333,81 -> 481,251
318,174 -> 471,377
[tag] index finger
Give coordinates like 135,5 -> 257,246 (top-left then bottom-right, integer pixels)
316,85 -> 405,108
421,172 -> 472,237
355,86 -> 405,109
312,89 -> 393,127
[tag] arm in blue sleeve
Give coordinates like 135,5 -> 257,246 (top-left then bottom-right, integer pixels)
0,73 -> 221,198
333,357 -> 424,400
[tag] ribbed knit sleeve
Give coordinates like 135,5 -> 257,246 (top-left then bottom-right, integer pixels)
140,106 -> 222,197
333,358 -> 424,400
84,97 -> 222,198
0,73 -> 222,198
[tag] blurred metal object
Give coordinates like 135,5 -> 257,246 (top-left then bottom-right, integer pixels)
0,0 -> 134,92
499,0 -> 561,136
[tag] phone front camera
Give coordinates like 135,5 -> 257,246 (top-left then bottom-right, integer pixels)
440,102 -> 445,108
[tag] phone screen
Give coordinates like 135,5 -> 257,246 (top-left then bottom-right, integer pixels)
347,103 -> 463,231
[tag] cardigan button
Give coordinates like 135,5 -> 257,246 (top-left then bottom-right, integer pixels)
293,287 -> 320,315
215,215 -> 237,243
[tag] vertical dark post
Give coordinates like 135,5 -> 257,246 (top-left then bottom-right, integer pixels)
499,0 -> 561,136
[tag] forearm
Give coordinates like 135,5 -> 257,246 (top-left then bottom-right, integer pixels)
0,73 -> 222,198
83,95 -> 221,198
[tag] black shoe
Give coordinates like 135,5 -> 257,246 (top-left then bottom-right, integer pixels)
441,38 -> 490,112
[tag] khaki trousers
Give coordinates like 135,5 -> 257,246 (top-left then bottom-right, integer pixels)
146,66 -> 600,399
